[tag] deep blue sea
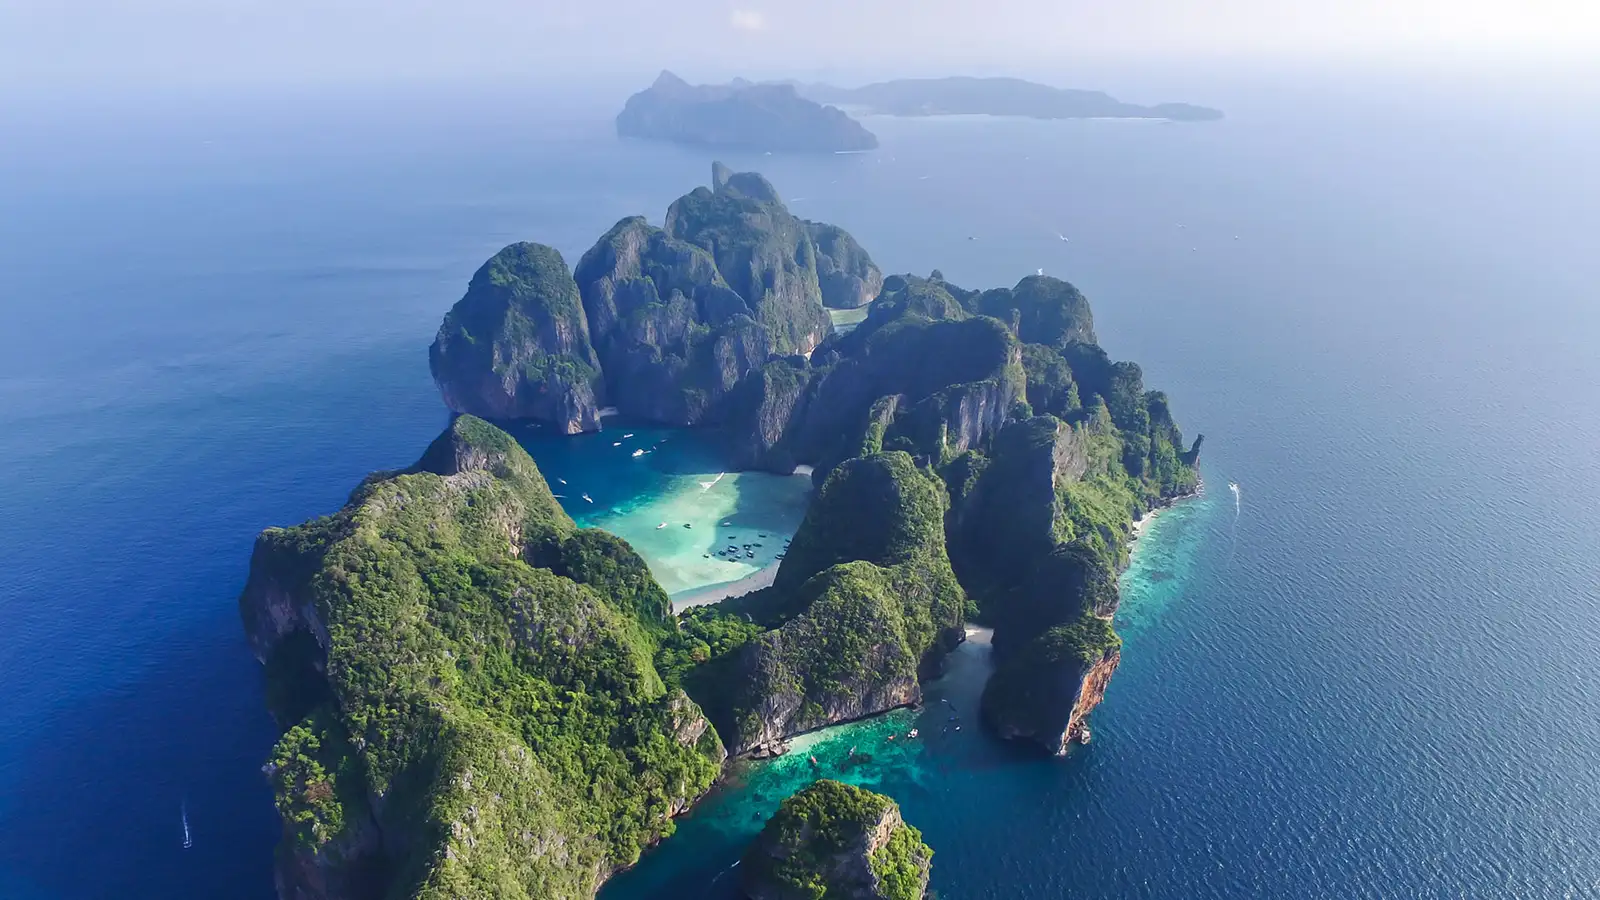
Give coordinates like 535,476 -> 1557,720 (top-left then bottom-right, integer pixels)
3,69 -> 1599,898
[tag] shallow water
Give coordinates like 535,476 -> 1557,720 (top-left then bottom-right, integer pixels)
506,422 -> 811,597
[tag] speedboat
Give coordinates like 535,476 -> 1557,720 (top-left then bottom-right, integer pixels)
632,449 -> 645,458
582,494 -> 593,503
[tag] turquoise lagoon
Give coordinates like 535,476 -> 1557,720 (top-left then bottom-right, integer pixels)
506,421 -> 812,601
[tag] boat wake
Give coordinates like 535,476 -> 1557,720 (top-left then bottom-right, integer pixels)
699,472 -> 726,492
181,800 -> 193,850
1227,481 -> 1242,563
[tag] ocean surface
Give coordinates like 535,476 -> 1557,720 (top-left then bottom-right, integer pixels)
2,68 -> 1599,898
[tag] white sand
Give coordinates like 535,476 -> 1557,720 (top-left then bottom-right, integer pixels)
673,561 -> 783,610
587,469 -> 810,598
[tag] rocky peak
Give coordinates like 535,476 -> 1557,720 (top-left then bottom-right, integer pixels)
651,69 -> 690,91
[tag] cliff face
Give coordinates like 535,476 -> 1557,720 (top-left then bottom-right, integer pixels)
743,780 -> 931,900
664,168 -> 833,357
698,453 -> 964,757
617,71 -> 878,153
431,167 -> 883,438
429,244 -> 605,434
239,416 -> 723,900
807,222 -> 884,309
981,619 -> 1121,754
781,308 -> 1025,483
572,214 -> 766,425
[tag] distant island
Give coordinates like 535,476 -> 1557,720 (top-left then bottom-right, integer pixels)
797,76 -> 1223,122
240,163 -> 1201,899
617,71 -> 878,152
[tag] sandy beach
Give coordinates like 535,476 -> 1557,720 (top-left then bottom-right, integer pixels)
673,560 -> 783,610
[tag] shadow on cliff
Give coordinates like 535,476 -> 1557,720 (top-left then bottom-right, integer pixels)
0,617 -> 279,900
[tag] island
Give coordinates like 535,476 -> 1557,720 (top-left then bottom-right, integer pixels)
742,780 -> 932,900
617,71 -> 878,152
241,164 -> 1201,899
797,76 -> 1223,122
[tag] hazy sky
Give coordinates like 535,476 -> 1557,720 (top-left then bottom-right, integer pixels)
2,0 -> 1595,88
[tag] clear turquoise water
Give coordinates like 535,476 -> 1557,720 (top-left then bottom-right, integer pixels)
505,422 -> 812,598
3,71 -> 1599,897
601,497 -> 1222,899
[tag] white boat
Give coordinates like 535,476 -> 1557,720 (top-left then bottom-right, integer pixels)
656,522 -> 666,529
582,494 -> 593,503
623,433 -> 634,439
632,449 -> 645,458
556,478 -> 566,485
613,441 -> 622,447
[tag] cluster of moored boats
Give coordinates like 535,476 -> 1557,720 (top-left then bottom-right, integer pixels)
702,532 -> 790,561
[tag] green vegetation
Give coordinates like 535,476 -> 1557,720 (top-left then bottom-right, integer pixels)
664,171 -> 831,357
743,780 -> 931,900
241,416 -> 722,900
429,243 -> 605,428
870,818 -> 935,900
693,453 -> 965,753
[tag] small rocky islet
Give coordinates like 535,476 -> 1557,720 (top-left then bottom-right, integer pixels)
239,163 -> 1201,899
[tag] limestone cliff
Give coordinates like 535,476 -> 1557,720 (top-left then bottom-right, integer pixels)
961,399 -> 1198,752
807,222 -> 884,309
664,166 -> 833,357
239,416 -> 723,900
695,453 -> 964,757
572,215 -> 766,425
743,780 -> 932,900
429,243 -> 605,433
981,617 -> 1121,754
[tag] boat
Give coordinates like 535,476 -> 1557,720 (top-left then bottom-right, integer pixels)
613,441 -> 622,447
557,478 -> 566,485
582,494 -> 593,503
632,449 -> 645,458
623,433 -> 634,438
1078,727 -> 1093,745
908,729 -> 919,738
683,523 -> 692,528
656,522 -> 666,529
